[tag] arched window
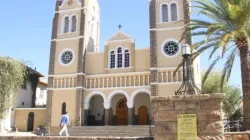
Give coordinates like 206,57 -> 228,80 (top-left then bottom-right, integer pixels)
171,3 -> 178,21
62,102 -> 66,114
124,50 -> 130,68
162,4 -> 168,22
71,15 -> 77,32
64,17 -> 69,33
117,47 -> 123,68
110,51 -> 115,69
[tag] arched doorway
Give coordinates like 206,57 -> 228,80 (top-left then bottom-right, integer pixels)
27,112 -> 34,131
116,98 -> 128,125
88,95 -> 105,126
138,106 -> 148,125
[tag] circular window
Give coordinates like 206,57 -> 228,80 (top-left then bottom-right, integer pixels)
163,41 -> 180,57
59,49 -> 75,66
61,51 -> 73,64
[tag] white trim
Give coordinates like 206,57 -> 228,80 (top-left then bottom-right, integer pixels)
59,48 -> 75,66
104,67 -> 134,70
161,38 -> 181,58
85,91 -> 107,109
59,0 -> 81,9
86,71 -> 150,78
150,26 -> 184,31
69,14 -> 78,33
130,88 -> 151,103
160,3 -> 169,23
61,15 -> 70,34
52,36 -> 84,41
87,52 -> 103,55
150,67 -> 179,70
107,90 -> 130,104
150,82 -> 182,85
106,30 -> 133,41
159,1 -> 179,23
87,86 -> 151,91
15,108 -> 46,110
169,1 -> 179,22
105,39 -> 135,45
47,87 -> 82,90
124,48 -> 131,68
49,73 -> 85,77
108,49 -> 116,69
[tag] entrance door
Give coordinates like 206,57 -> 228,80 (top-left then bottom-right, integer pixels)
138,106 -> 148,125
116,98 -> 128,125
27,112 -> 34,131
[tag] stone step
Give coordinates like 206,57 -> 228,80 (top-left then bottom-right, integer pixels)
59,126 -> 154,137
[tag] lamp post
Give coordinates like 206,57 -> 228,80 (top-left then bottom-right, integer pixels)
175,44 -> 201,95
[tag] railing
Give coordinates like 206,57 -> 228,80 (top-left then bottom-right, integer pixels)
53,77 -> 77,88
51,69 -> 183,89
158,70 -> 183,83
86,73 -> 150,89
224,119 -> 243,132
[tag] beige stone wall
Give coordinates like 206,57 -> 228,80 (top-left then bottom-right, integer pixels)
135,49 -> 150,72
14,109 -> 46,132
51,89 -> 76,127
151,93 -> 225,140
86,52 -> 105,75
54,40 -> 79,74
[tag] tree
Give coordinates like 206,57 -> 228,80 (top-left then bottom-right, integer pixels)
202,71 -> 242,120
0,57 -> 27,120
181,0 -> 250,130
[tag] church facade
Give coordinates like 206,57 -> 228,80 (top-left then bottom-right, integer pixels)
46,0 -> 201,132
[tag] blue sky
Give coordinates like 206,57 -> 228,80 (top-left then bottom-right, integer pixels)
0,0 -> 241,87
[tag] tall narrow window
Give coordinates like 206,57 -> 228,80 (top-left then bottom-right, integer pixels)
62,102 -> 66,114
124,50 -> 130,68
64,17 -> 69,33
171,3 -> 177,21
71,15 -> 77,32
162,4 -> 168,22
117,47 -> 123,68
110,51 -> 115,69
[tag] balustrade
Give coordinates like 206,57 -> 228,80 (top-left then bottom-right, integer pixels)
53,77 -> 77,88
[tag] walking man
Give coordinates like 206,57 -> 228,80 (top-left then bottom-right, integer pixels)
59,112 -> 70,136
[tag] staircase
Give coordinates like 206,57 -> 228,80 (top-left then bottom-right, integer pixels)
65,125 -> 154,137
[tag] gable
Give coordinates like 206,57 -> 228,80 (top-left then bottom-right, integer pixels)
59,0 -> 81,11
107,31 -> 133,41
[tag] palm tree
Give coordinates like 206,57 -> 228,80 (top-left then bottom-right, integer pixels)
180,0 -> 250,130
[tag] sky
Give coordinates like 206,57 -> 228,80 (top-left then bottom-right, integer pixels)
0,0 -> 242,88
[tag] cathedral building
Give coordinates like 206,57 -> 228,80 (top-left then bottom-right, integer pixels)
45,0 -> 201,133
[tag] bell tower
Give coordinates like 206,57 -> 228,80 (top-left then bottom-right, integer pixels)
149,0 -> 191,96
45,0 -> 100,132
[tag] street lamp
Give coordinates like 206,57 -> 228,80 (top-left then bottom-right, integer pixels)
175,44 -> 201,95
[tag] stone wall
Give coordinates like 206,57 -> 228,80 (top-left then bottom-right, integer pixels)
225,132 -> 250,140
0,136 -> 153,140
151,93 -> 225,140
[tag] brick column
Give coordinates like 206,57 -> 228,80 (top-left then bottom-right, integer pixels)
45,1 -> 61,133
74,3 -> 87,126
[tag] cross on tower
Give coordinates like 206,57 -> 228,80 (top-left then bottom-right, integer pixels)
118,24 -> 122,30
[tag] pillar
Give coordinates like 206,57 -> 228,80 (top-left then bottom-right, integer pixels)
84,109 -> 88,126
128,108 -> 133,125
127,101 -> 134,125
105,109 -> 110,126
104,102 -> 111,126
84,103 -> 89,126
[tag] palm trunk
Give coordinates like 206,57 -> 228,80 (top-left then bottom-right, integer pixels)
238,39 -> 250,131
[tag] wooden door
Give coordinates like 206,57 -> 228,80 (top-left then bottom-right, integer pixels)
27,112 -> 34,131
116,98 -> 128,125
138,106 -> 148,125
